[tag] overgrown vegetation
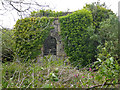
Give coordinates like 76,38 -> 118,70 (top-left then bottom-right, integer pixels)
59,2 -> 116,67
30,9 -> 71,17
2,56 -> 120,88
2,1 -> 120,88
14,17 -> 54,61
59,9 -> 95,67
84,2 -> 114,29
2,29 -> 15,62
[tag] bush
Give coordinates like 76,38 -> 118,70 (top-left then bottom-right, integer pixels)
3,56 -> 119,88
93,42 -> 120,85
14,17 -> 54,61
59,9 -> 95,67
97,14 -> 118,57
89,14 -> 118,59
2,29 -> 15,62
84,2 -> 114,29
84,2 -> 115,52
89,14 -> 120,87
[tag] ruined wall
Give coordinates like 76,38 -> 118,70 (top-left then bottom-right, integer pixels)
40,18 -> 66,58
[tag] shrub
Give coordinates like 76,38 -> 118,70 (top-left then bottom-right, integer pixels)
2,29 -> 15,62
97,14 -> 118,57
84,2 -> 115,52
84,2 -> 114,29
89,14 -> 118,59
59,9 -> 95,67
14,17 -> 54,61
93,42 -> 120,86
90,14 -> 120,87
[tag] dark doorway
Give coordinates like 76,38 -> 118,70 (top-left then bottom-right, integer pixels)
43,36 -> 57,56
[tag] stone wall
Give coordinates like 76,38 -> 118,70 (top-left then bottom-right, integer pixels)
40,18 -> 67,58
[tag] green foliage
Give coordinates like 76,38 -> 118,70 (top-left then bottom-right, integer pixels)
2,29 -> 15,62
2,2 -> 120,88
59,3 -> 115,67
14,17 -> 54,61
83,2 -> 115,56
97,14 -> 118,57
2,56 -> 66,88
89,12 -> 119,86
3,57 -> 119,88
90,14 -> 118,58
30,9 -> 69,17
93,42 -> 120,85
49,72 -> 59,81
59,9 -> 95,67
84,2 -> 114,29
42,84 -> 53,88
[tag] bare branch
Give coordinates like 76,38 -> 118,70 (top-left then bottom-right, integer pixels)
35,1 -> 49,7
9,1 -> 21,12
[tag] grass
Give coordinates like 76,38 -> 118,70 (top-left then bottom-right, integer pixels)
2,55 -> 120,88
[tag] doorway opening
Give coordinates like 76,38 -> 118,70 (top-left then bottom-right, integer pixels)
43,36 -> 57,56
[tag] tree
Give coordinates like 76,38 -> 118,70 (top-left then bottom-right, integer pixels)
84,1 -> 114,29
83,2 -> 116,62
0,0 -> 50,17
95,14 -> 118,62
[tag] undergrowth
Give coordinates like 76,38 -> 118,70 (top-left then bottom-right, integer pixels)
2,55 -> 120,88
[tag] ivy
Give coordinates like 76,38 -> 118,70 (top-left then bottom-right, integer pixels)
59,9 -> 95,67
30,9 -> 70,17
14,17 -> 54,61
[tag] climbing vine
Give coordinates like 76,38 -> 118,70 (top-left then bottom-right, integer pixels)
30,9 -> 70,17
14,17 -> 54,61
59,9 -> 95,67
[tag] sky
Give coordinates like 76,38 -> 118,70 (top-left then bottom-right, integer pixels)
0,0 -> 120,29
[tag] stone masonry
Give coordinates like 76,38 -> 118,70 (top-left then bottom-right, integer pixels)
38,18 -> 67,61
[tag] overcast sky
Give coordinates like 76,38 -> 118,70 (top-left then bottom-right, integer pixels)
0,0 -> 120,29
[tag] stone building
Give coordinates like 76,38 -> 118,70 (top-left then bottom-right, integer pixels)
38,18 -> 67,60
37,12 -> 73,61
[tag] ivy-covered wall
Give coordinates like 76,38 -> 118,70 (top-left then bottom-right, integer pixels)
13,5 -> 115,65
14,17 -> 54,61
59,9 -> 95,67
